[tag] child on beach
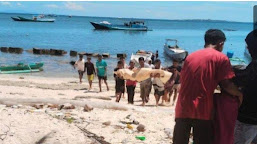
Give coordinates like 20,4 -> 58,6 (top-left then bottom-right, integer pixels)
74,54 -> 85,83
84,57 -> 96,90
152,59 -> 165,106
96,55 -> 109,92
126,60 -> 137,104
114,61 -> 125,102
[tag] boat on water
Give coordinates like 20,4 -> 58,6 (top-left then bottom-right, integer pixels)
11,16 -> 55,22
131,50 -> 153,64
90,21 -> 151,31
0,62 -> 44,74
164,39 -> 188,61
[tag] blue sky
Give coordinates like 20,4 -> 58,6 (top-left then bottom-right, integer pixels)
0,1 -> 257,22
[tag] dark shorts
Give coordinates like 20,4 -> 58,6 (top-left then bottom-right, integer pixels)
98,75 -> 107,80
115,85 -> 125,93
78,70 -> 84,76
173,118 -> 213,144
154,89 -> 164,97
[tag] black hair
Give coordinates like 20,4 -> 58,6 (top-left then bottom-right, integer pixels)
204,29 -> 226,45
79,54 -> 83,58
245,29 -> 257,59
172,58 -> 179,63
120,56 -> 125,60
155,59 -> 161,63
138,57 -> 144,62
117,61 -> 123,65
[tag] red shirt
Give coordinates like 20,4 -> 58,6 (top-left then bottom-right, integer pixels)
175,48 -> 235,120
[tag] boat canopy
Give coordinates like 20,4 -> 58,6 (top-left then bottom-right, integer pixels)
166,39 -> 178,42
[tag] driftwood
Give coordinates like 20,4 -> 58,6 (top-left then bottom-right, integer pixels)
74,96 -> 112,101
76,125 -> 111,144
0,98 -> 129,111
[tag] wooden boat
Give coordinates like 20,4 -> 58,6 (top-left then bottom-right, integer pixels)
90,21 -> 151,31
0,62 -> 44,74
164,39 -> 188,61
11,16 -> 55,22
130,50 -> 153,64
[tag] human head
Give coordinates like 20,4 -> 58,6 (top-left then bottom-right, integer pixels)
97,54 -> 102,61
129,60 -> 135,68
245,29 -> 257,60
204,29 -> 226,52
87,57 -> 91,62
79,54 -> 83,60
148,60 -> 152,65
172,58 -> 179,67
154,59 -> 161,68
117,61 -> 123,68
120,56 -> 125,62
138,57 -> 145,67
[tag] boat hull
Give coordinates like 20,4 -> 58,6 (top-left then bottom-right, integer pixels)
164,45 -> 187,61
11,17 -> 21,21
90,22 -> 149,31
11,16 -> 55,22
90,22 -> 110,29
0,63 -> 44,71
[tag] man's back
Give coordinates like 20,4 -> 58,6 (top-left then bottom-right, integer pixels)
175,48 -> 235,120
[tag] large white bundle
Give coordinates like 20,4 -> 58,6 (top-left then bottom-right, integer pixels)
114,68 -> 172,84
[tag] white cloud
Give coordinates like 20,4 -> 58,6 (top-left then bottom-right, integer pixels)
16,2 -> 22,6
45,4 -> 59,8
1,1 -> 11,6
64,2 -> 84,11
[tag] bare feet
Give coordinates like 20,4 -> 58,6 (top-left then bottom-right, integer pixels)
140,103 -> 145,106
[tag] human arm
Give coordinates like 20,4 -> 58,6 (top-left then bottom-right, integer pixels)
219,79 -> 243,104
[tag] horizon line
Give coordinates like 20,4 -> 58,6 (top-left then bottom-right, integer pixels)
0,11 -> 251,24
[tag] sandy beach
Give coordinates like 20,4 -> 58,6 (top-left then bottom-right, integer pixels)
0,74 -> 176,144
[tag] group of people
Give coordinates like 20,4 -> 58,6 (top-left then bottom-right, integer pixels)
74,51 -> 182,107
74,54 -> 109,92
173,29 -> 257,144
73,28 -> 257,143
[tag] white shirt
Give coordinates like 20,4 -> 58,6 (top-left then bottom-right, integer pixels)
75,59 -> 85,71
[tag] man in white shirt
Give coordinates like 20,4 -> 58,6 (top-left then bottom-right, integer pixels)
74,54 -> 85,83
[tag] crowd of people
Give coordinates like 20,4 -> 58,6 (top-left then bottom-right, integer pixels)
74,51 -> 181,107
74,28 -> 257,144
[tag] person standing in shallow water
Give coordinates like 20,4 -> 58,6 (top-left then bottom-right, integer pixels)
96,55 -> 109,92
74,54 -> 85,84
173,29 -> 242,144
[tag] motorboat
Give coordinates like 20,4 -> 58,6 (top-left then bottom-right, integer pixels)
90,21 -> 151,31
130,50 -> 153,65
164,39 -> 188,61
11,16 -> 55,22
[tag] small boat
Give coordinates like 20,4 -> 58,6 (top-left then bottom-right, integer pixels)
164,39 -> 188,61
230,57 -> 246,66
131,50 -> 153,64
11,16 -> 55,22
90,21 -> 151,31
0,62 -> 44,74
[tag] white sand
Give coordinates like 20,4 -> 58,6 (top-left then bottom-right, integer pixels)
0,74 -> 176,144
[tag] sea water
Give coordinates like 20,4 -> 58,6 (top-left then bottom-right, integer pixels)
0,13 -> 253,78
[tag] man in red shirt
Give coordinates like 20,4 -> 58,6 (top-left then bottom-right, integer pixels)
173,29 -> 243,144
